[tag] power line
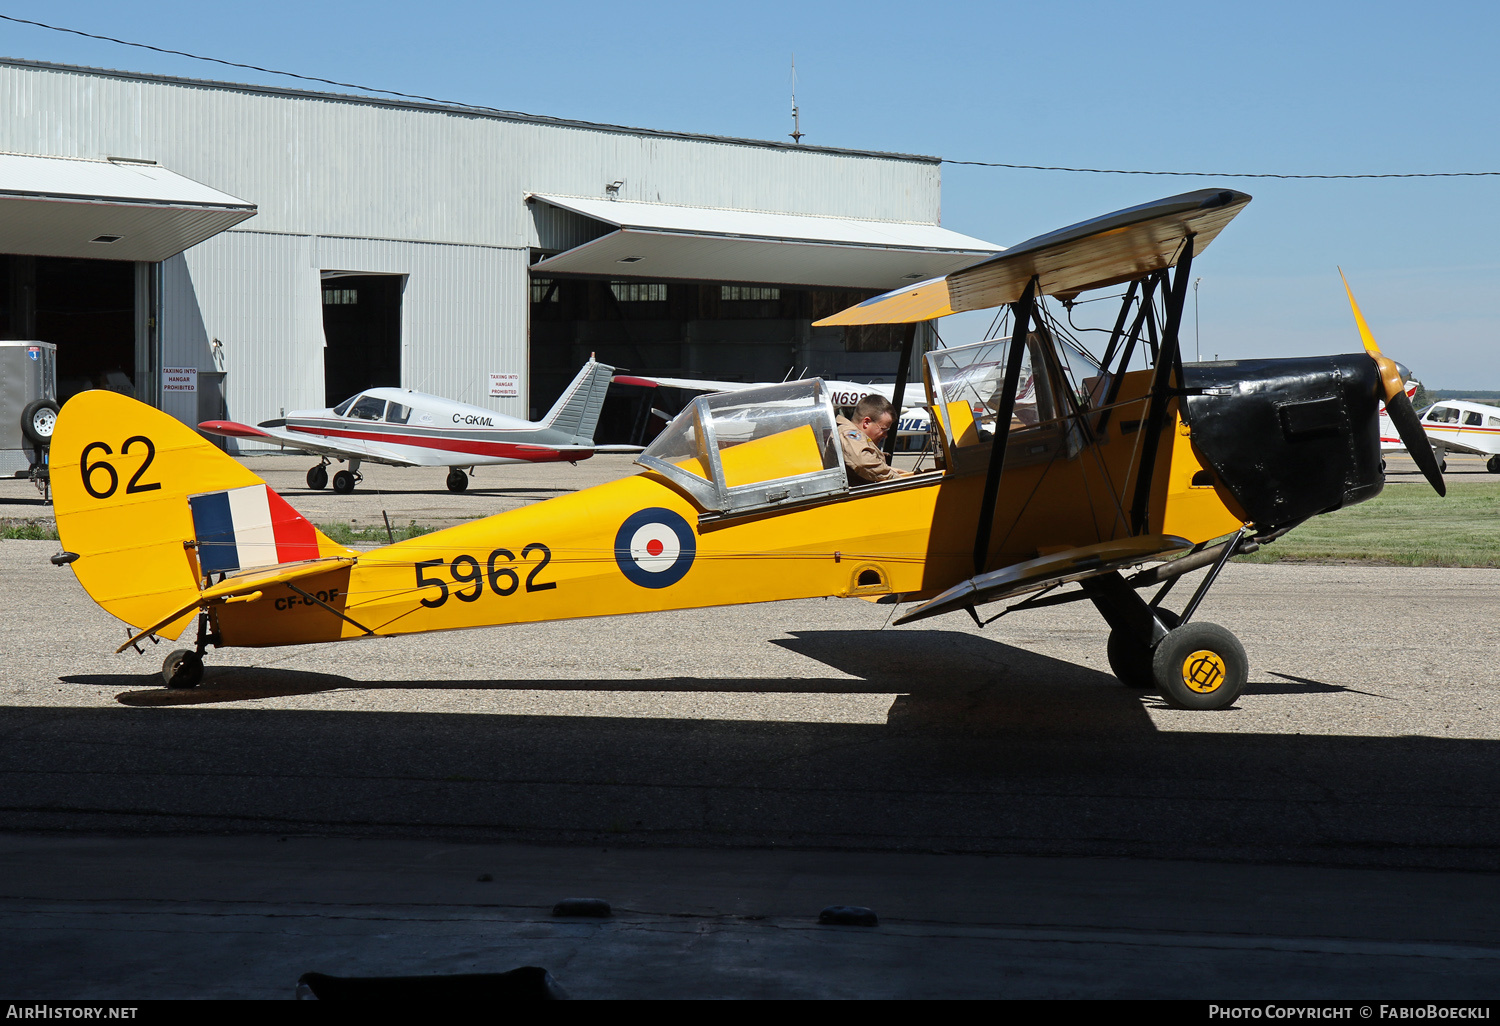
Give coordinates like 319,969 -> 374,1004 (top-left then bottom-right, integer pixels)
6,12 -> 1499,180
941,159 -> 1500,179
0,12 -> 541,119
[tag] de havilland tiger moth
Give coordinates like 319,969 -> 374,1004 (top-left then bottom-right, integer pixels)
197,357 -> 620,494
47,188 -> 1445,710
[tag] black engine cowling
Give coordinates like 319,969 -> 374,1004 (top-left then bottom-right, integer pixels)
1182,354 -> 1384,531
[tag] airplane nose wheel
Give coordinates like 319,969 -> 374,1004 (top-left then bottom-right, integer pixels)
446,469 -> 469,493
1150,622 -> 1247,710
332,470 -> 357,494
307,464 -> 329,490
161,649 -> 204,689
1488,456 -> 1500,474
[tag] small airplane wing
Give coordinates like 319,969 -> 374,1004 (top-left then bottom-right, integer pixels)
893,535 -> 1193,626
815,188 -> 1252,326
611,373 -> 753,394
198,420 -> 423,467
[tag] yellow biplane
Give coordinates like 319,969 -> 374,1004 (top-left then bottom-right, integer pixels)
49,189 -> 1443,709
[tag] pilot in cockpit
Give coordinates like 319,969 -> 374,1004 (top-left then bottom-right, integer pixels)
836,395 -> 912,485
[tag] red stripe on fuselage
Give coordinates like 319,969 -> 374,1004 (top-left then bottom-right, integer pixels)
288,424 -> 588,462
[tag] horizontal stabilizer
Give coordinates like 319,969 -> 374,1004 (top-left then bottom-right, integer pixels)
893,535 -> 1192,626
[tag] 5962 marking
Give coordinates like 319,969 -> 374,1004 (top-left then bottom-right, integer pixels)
416,543 -> 556,608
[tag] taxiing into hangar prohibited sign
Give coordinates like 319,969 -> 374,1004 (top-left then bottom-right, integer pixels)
614,507 -> 696,588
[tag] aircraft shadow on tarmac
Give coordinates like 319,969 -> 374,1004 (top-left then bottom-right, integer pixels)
67,629 -> 1365,729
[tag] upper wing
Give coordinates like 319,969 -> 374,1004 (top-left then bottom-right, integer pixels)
198,420 -> 422,467
893,535 -> 1193,626
815,189 -> 1252,326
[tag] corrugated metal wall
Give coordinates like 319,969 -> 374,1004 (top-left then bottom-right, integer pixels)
0,59 -> 946,434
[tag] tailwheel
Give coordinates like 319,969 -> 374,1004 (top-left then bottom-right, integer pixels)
446,469 -> 469,493
162,649 -> 204,689
307,464 -> 329,490
1106,609 -> 1179,688
1151,622 -> 1247,710
332,469 -> 357,494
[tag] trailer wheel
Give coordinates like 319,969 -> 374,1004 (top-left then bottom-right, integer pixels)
20,399 -> 59,446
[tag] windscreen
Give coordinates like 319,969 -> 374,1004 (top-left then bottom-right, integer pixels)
642,380 -> 839,470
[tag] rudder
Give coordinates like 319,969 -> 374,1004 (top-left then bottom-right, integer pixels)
52,390 -> 350,640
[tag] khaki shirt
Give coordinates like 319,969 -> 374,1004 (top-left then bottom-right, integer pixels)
836,414 -> 909,484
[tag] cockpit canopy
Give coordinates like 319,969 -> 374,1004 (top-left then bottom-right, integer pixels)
331,393 -> 413,424
636,379 -> 846,514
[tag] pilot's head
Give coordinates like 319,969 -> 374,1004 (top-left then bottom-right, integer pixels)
853,395 -> 896,443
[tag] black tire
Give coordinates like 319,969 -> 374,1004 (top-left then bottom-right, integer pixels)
1380,458 -> 1387,474
162,649 -> 204,689
1106,609 -> 1180,688
306,465 -> 329,490
446,470 -> 469,493
1487,456 -> 1500,475
1151,622 -> 1247,710
332,470 -> 356,494
20,399 -> 59,446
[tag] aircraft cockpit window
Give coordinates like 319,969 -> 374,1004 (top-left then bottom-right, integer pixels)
348,396 -> 386,421
1465,411 -> 1484,427
637,379 -> 846,514
386,402 -> 412,424
1427,406 -> 1459,424
924,329 -> 1090,468
332,397 -> 356,417
1489,416 -> 1500,428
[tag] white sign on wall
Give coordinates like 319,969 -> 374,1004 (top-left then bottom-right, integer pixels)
162,367 -> 198,393
488,372 -> 520,398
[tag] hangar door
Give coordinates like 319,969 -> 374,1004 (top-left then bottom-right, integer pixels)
320,273 -> 405,407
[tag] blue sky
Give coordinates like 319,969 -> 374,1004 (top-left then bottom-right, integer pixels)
5,1 -> 1498,386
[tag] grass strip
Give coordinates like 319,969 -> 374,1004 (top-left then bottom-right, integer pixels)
1238,480 -> 1500,567
315,520 -> 435,545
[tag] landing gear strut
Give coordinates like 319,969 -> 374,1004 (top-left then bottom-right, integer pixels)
1086,529 -> 1250,710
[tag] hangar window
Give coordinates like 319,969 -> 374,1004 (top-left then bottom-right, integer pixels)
721,286 -> 780,301
1465,411 -> 1484,426
610,282 -> 667,303
636,379 -> 846,515
323,288 -> 358,305
530,278 -> 559,304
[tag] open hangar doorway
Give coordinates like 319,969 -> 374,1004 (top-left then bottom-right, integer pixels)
527,274 -> 908,446
0,253 -> 153,406
320,272 -> 405,407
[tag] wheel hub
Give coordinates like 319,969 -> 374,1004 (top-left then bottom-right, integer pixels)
1181,649 -> 1227,693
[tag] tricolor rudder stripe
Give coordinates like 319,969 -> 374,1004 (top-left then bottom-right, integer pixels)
189,484 -> 320,574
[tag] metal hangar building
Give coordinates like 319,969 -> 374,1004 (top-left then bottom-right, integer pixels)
0,58 -> 999,444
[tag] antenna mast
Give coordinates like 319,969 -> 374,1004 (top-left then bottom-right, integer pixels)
789,55 -> 804,144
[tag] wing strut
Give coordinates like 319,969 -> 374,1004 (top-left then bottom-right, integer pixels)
1128,234 -> 1195,534
1096,271 -> 1163,433
972,275 -> 1038,574
882,321 -> 920,463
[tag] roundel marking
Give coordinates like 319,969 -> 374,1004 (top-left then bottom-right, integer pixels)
1181,650 -> 1227,694
615,507 -> 696,588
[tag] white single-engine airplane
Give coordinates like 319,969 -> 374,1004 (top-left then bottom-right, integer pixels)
1412,397 -> 1500,473
200,358 -> 620,494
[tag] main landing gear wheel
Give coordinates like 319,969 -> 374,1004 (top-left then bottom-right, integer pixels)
1151,622 -> 1247,711
446,469 -> 469,493
1107,609 -> 1179,688
332,470 -> 357,494
1488,455 -> 1500,474
162,649 -> 204,689
306,464 -> 329,490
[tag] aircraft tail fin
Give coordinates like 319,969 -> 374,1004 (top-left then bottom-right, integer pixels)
51,390 -> 354,641
540,357 -> 614,442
